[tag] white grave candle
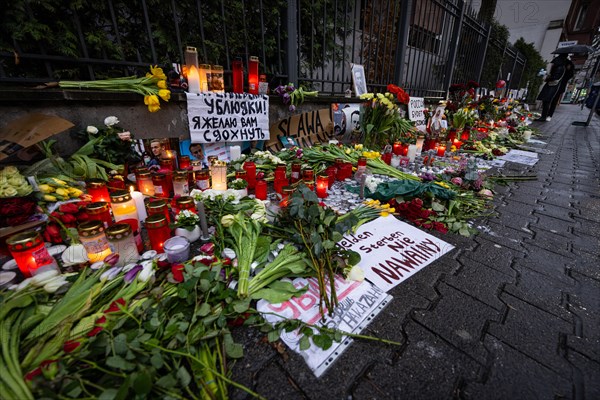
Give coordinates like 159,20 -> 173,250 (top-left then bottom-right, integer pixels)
407,145 -> 418,162
129,187 -> 148,222
187,65 -> 201,94
415,136 -> 425,155
229,145 -> 241,161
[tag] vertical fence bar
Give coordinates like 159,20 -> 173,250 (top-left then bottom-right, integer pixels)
141,0 -> 157,63
107,0 -> 125,60
195,0 -> 208,62
170,0 -> 184,64
241,0 -> 250,66
341,0 -> 349,91
259,0 -> 267,73
71,10 -> 95,79
286,0 -> 299,85
394,0 -> 411,86
220,1 -> 231,67
476,23 -> 492,84
321,1 -> 327,92
443,0 -> 465,98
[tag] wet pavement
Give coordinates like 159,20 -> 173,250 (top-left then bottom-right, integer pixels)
231,104 -> 600,400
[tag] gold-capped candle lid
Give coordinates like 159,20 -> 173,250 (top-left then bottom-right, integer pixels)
78,220 -> 104,237
87,179 -> 107,189
146,199 -> 167,210
86,201 -> 109,214
6,231 -> 43,252
175,196 -> 194,206
109,190 -> 131,203
105,223 -> 132,240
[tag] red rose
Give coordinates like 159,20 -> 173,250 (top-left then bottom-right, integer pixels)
24,367 -> 42,381
59,213 -> 77,224
76,212 -> 90,222
171,264 -> 184,283
59,203 -> 80,214
63,340 -> 82,353
104,298 -> 126,314
87,316 -> 107,337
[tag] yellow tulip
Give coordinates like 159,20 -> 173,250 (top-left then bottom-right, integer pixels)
55,188 -> 69,197
38,184 -> 54,193
158,89 -> 171,102
147,65 -> 167,80
43,194 -> 57,202
157,80 -> 167,89
380,212 -> 390,217
147,103 -> 161,113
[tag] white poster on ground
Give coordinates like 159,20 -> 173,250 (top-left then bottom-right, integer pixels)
187,92 -> 269,143
497,149 -> 539,166
257,276 -> 391,377
337,216 -> 454,292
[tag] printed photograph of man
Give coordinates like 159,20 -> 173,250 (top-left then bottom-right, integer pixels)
189,142 -> 208,168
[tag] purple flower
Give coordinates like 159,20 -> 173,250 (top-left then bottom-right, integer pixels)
104,253 -> 120,267
289,104 -> 296,112
282,92 -> 291,104
124,264 -> 143,283
450,177 -> 463,186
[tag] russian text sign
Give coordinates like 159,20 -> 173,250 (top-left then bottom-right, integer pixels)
258,277 -> 391,377
338,216 -> 454,292
408,96 -> 426,132
187,92 -> 269,143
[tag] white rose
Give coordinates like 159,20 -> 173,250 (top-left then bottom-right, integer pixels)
86,125 -> 99,134
104,116 -> 119,127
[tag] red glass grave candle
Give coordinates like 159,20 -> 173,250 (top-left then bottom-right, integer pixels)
447,129 -> 457,142
152,173 -> 170,198
146,199 -> 171,223
194,169 -> 210,190
248,56 -> 259,94
255,180 -> 267,200
437,146 -> 446,157
316,175 -> 329,198
291,161 -> 302,183
243,161 -> 256,189
381,153 -> 392,165
7,231 -> 58,277
280,186 -> 295,207
303,178 -> 315,191
392,142 -> 402,156
179,155 -> 191,170
86,202 -> 113,228
460,129 -> 471,141
232,57 -> 244,93
145,214 -> 171,253
87,179 -> 110,202
173,196 -> 196,215
400,144 -> 409,156
325,166 -> 337,188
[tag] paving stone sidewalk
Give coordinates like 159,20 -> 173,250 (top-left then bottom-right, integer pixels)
231,105 -> 600,400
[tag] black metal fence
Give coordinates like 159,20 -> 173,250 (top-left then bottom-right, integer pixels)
0,0 -> 527,100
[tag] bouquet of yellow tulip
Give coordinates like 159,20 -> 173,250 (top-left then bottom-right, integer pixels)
58,66 -> 170,113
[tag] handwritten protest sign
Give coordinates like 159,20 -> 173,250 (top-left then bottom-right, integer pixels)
187,92 -> 269,143
258,276 -> 391,377
408,96 -> 426,132
266,108 -> 334,151
338,217 -> 454,292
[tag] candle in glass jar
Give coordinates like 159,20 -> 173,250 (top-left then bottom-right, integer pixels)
86,201 -> 113,228
7,231 -> 59,277
136,169 -> 155,196
87,179 -> 110,202
255,180 -> 267,200
173,171 -> 190,197
78,220 -> 112,263
146,199 -> 170,223
407,144 -> 418,162
248,56 -> 259,95
229,145 -> 242,161
325,166 -> 336,188
174,196 -> 196,215
129,186 -> 148,223
210,65 -> 224,93
436,146 -> 446,157
243,161 -> 256,189
152,173 -> 170,198
179,155 -> 191,170
194,169 -> 210,190
280,186 -> 295,207
415,135 -> 425,155
316,174 -> 329,198
199,64 -> 211,92
211,162 -> 227,191
291,161 -> 302,183
303,178 -> 315,191
232,58 -> 244,93
187,65 -> 201,94
145,214 -> 171,253
392,142 -> 402,156
105,224 -> 140,267
163,236 -> 190,264
110,190 -> 143,253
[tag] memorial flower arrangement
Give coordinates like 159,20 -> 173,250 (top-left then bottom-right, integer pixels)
58,65 -> 171,113
173,209 -> 200,231
274,83 -> 318,111
229,178 -> 248,190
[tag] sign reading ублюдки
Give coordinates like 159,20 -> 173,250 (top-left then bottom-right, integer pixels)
187,92 -> 270,143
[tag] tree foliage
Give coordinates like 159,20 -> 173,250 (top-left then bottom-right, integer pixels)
513,37 -> 545,103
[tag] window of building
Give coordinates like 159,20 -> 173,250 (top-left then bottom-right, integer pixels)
408,25 -> 441,54
574,4 -> 588,31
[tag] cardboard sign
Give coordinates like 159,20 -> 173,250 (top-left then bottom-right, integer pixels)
408,97 -> 426,132
338,217 -> 454,292
187,92 -> 269,144
258,276 -> 391,377
266,108 -> 334,151
0,114 -> 74,160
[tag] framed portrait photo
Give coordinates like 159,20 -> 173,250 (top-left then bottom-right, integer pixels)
351,64 -> 368,97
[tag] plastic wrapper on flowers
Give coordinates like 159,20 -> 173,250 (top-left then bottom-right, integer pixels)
345,179 -> 456,202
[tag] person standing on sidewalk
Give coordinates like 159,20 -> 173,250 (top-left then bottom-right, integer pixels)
536,54 -> 574,122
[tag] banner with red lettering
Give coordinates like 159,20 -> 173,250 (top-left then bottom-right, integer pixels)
257,276 -> 391,377
338,216 -> 454,292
